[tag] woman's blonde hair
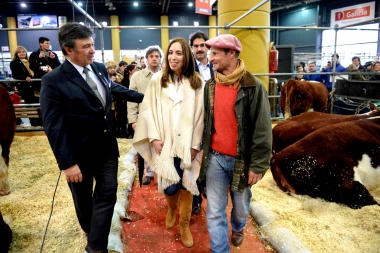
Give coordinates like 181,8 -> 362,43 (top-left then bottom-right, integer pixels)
13,46 -> 29,60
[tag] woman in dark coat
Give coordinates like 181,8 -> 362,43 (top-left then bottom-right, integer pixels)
10,46 -> 35,103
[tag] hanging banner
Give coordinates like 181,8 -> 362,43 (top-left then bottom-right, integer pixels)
195,0 -> 212,16
331,1 -> 375,27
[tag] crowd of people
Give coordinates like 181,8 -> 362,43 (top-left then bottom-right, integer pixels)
5,36 -> 147,128
293,54 -> 380,91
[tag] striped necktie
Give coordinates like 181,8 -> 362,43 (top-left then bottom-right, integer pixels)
83,67 -> 105,108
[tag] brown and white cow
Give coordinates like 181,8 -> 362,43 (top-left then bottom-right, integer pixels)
0,85 -> 16,196
271,117 -> 380,209
272,108 -> 380,154
280,79 -> 329,119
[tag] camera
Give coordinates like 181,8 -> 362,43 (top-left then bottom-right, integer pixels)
43,51 -> 52,57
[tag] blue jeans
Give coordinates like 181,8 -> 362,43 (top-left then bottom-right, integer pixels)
205,151 -> 252,253
164,157 -> 186,196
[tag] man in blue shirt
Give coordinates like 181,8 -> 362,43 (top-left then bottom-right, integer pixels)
304,61 -> 321,82
321,54 -> 346,91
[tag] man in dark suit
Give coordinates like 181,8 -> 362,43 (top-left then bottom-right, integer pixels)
40,23 -> 144,253
189,31 -> 214,83
188,31 -> 214,214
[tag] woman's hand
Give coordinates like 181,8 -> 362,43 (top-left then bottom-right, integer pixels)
26,76 -> 32,82
152,139 -> 164,155
191,148 -> 199,161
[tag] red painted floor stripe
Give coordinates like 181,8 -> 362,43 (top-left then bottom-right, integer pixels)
122,177 -> 268,252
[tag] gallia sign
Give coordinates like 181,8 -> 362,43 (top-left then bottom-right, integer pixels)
331,1 -> 375,27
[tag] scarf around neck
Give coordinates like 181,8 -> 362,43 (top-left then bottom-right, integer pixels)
214,59 -> 246,88
21,59 -> 34,77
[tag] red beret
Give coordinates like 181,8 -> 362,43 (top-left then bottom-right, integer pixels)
205,34 -> 242,53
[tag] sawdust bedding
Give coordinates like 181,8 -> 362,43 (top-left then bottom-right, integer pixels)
1,135 -> 131,253
2,135 -> 379,253
251,170 -> 380,253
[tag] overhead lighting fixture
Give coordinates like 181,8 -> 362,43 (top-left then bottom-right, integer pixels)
102,21 -> 107,27
133,2 -> 138,7
21,3 -> 27,7
173,21 -> 178,26
193,21 -> 199,26
78,2 -> 83,6
188,3 -> 193,7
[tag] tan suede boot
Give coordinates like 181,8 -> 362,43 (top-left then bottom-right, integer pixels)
165,192 -> 179,228
179,189 -> 194,247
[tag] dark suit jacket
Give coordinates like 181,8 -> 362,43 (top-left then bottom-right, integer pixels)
40,60 -> 144,170
194,58 -> 214,80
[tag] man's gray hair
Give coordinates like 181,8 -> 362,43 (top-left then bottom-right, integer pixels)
58,22 -> 95,56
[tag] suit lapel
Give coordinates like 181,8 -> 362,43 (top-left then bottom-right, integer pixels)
62,60 -> 96,98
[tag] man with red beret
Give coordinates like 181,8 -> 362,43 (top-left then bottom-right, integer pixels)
199,34 -> 272,252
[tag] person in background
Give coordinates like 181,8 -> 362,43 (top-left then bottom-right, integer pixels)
351,56 -> 367,73
139,56 -> 146,69
369,62 -> 380,81
121,64 -> 139,89
10,46 -> 34,106
304,61 -> 321,82
346,63 -> 366,81
367,59 -> 378,71
117,60 -> 128,76
188,30 -> 214,214
133,38 -> 204,248
200,34 -> 272,252
295,70 -> 305,81
321,54 -> 346,92
106,60 -> 123,84
293,63 -> 305,78
40,22 -> 144,253
29,37 -> 61,126
114,64 -> 139,138
298,61 -> 306,72
128,45 -> 163,185
29,37 -> 61,79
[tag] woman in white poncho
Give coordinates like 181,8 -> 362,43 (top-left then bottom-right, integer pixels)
132,37 -> 204,248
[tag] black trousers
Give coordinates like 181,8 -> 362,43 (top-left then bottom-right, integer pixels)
68,147 -> 118,250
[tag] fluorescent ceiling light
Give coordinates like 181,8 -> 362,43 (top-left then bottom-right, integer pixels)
21,3 -> 27,7
133,2 -> 138,6
188,3 -> 193,7
173,21 -> 178,26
